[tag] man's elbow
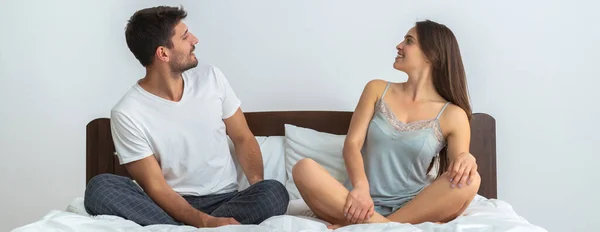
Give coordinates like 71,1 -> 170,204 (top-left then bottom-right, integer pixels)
230,132 -> 255,146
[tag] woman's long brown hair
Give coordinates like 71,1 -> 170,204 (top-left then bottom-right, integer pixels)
416,20 -> 472,177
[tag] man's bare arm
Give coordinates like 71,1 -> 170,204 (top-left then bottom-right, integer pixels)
224,108 -> 264,184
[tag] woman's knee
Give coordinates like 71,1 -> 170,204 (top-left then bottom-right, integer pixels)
465,171 -> 481,195
451,171 -> 481,217
444,170 -> 481,194
292,158 -> 318,180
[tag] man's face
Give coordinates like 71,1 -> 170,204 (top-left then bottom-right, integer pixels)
168,21 -> 199,73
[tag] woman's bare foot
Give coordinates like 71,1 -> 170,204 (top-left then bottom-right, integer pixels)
326,214 -> 391,230
327,224 -> 344,230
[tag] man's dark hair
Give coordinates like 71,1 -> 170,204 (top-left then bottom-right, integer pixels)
125,6 -> 187,67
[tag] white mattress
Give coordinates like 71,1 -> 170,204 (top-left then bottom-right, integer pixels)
12,195 -> 547,232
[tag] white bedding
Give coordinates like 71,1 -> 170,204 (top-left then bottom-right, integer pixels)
12,195 -> 547,232
13,134 -> 546,231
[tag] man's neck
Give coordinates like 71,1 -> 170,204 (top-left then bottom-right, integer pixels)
139,67 -> 185,102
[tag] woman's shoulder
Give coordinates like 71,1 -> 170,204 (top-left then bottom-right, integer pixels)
439,103 -> 470,136
363,79 -> 401,98
440,103 -> 469,121
364,79 -> 389,88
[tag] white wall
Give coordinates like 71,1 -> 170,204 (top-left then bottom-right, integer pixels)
1,0 -> 598,231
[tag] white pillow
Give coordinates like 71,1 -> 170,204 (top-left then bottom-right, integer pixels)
66,197 -> 90,216
284,124 -> 348,200
228,136 -> 287,191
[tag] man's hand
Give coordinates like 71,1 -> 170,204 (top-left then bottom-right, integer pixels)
201,215 -> 241,227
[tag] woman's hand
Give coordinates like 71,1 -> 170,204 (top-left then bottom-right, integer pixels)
343,185 -> 374,224
447,152 -> 477,188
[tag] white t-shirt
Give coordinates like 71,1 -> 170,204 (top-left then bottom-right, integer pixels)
110,63 -> 241,196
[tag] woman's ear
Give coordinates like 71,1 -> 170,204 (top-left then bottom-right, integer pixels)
423,53 -> 433,64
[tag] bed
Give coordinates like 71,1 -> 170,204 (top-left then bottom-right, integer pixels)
12,111 -> 547,232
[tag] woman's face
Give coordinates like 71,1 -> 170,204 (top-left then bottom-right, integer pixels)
393,27 -> 429,73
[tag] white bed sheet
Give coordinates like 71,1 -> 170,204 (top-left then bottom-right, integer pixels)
12,195 -> 547,232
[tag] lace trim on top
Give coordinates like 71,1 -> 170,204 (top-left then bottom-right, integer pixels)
377,99 -> 445,143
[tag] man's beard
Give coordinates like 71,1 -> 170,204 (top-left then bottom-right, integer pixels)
169,52 -> 198,74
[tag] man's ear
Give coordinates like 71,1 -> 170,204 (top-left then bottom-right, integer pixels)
155,46 -> 170,63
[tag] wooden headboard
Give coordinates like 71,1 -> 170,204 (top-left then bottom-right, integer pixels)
86,111 -> 497,199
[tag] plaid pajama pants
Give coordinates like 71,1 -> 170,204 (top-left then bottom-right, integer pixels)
83,173 -> 289,226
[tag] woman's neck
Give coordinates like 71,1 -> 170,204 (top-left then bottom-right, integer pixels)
403,68 -> 438,102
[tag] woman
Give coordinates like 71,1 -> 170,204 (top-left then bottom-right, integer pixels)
292,20 -> 481,228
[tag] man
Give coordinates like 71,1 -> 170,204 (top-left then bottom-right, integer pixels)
83,5 -> 289,228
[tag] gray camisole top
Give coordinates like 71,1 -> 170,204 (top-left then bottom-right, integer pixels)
345,82 -> 449,216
